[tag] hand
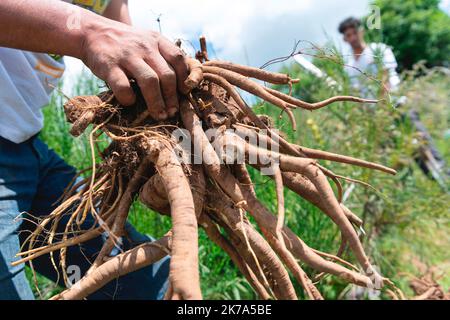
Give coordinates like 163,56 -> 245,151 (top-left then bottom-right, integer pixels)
81,23 -> 188,120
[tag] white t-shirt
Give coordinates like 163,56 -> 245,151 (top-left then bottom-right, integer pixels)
0,0 -> 110,143
344,43 -> 400,94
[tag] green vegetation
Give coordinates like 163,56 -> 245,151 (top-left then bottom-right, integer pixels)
30,52 -> 448,299
272,54 -> 449,298
30,3 -> 450,297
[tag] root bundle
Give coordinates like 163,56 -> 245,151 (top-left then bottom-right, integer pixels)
16,46 -> 403,300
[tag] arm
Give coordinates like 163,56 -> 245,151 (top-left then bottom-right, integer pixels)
380,45 -> 400,92
103,0 -> 132,25
0,0 -> 188,120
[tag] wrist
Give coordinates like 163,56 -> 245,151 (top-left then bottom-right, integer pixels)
77,10 -> 117,60
79,13 -> 133,62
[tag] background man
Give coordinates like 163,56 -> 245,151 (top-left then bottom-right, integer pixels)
338,16 -> 400,96
338,16 -> 448,191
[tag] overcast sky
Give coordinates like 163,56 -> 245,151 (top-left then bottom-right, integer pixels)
129,0 -> 370,65
64,0 -> 450,93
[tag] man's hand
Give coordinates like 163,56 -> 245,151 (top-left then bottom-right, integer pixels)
82,23 -> 188,120
0,0 -> 188,120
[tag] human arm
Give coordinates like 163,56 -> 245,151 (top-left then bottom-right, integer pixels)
380,45 -> 400,92
0,0 -> 188,120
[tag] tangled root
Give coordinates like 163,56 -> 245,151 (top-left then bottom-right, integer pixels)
16,46 -> 405,300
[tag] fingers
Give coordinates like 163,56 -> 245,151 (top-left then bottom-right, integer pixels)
145,54 -> 179,118
125,59 -> 168,121
105,68 -> 135,106
107,35 -> 190,120
184,58 -> 204,93
158,37 -> 190,94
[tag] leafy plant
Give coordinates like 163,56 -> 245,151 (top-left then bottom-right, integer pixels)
365,0 -> 450,71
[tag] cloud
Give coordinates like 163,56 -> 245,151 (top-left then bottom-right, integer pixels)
64,0 -> 371,92
440,0 -> 450,13
129,0 -> 370,66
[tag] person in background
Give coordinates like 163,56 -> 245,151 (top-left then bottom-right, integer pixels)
338,17 -> 448,191
338,17 -> 400,96
0,0 -> 188,300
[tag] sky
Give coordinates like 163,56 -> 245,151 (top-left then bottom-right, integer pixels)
129,0 -> 369,65
64,0 -> 450,93
64,0 -> 370,91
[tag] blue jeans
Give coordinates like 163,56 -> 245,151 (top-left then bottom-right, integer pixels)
0,135 -> 169,300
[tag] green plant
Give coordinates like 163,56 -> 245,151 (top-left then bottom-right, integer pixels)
31,52 -> 448,299
365,0 -> 450,71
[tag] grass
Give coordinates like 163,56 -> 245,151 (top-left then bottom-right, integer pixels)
30,56 -> 449,300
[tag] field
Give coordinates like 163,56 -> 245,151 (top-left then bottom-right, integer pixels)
28,56 -> 449,300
